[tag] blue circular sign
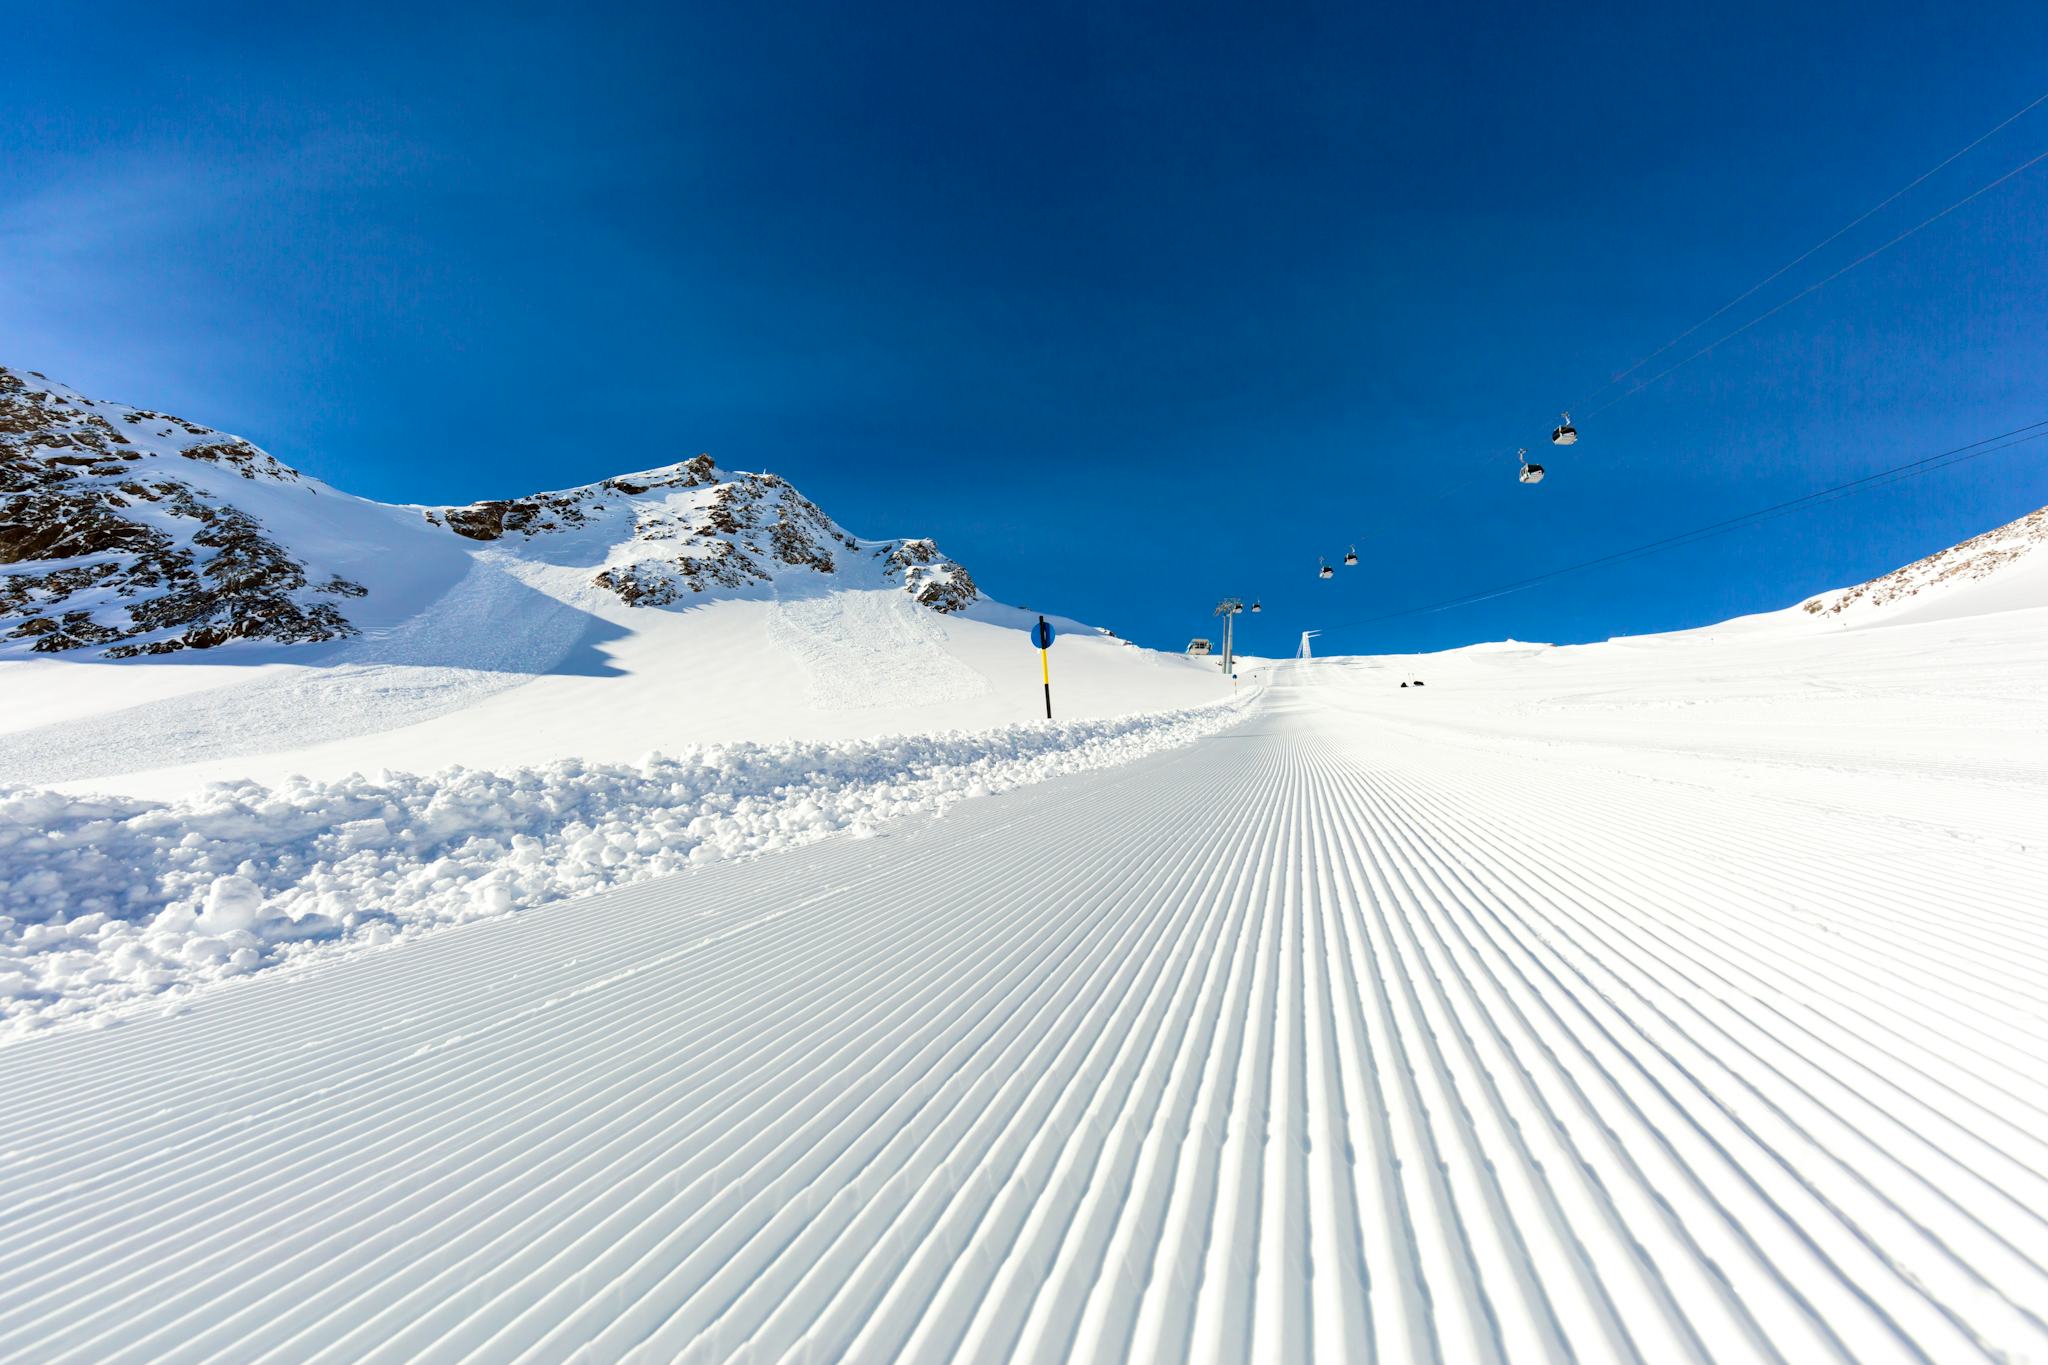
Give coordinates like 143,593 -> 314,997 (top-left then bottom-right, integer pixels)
1032,619 -> 1055,649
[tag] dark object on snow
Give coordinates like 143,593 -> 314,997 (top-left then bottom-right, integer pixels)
1412,679 -> 1426,687
1399,682 -> 1408,688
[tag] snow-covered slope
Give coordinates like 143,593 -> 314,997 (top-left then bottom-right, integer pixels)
0,365 -> 1241,1034
2,648 -> 2041,1360
1,394 -> 2042,1358
0,366 -> 1229,795
1797,503 -> 2048,626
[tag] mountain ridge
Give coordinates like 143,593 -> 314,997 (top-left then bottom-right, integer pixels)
1,366 -> 975,660
1798,503 -> 2048,624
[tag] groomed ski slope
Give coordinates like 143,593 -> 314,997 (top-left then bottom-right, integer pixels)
2,660 -> 2045,1363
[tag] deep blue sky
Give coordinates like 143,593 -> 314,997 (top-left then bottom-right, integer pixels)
6,1 -> 2046,654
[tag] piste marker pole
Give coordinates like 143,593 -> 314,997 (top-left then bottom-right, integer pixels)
1033,615 -> 1055,719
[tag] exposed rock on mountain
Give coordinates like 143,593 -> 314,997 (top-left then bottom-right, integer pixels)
1802,504 -> 2047,620
428,452 -> 978,612
878,538 -> 978,613
2,367 -> 979,661
0,368 -> 361,657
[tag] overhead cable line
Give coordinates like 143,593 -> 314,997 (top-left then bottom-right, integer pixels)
1385,108 -> 2048,527
1575,88 -> 2048,415
1308,92 -> 2047,591
1581,142 -> 2048,417
1324,418 -> 2048,634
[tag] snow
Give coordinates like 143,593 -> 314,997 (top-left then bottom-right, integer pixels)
0,609 -> 2042,1359
1791,502 -> 2048,627
0,589 -> 1230,794
5,371 -> 2046,1358
8,361 -> 1231,789
0,697 -> 1254,1038
0,368 -> 1252,1036
0,369 -> 478,658
1,431 -> 1230,794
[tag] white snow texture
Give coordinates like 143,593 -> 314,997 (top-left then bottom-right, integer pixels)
0,700 -> 1249,1037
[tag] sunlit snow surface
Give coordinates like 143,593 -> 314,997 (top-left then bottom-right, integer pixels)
10,354 -> 2041,1356
0,698 -> 1250,1035
1,581 -> 2045,1358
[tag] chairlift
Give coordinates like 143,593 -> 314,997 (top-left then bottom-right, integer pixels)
1551,411 -> 1578,446
1517,448 -> 1546,485
1318,559 -> 1334,580
1343,545 -> 1358,566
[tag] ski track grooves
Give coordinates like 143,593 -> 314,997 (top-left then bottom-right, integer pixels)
1,663 -> 2043,1362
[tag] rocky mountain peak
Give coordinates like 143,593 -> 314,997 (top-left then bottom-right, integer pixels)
0,367 -> 359,657
2,367 -> 979,661
427,454 -> 977,612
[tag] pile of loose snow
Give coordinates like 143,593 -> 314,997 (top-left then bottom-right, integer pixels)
0,697 -> 1250,1039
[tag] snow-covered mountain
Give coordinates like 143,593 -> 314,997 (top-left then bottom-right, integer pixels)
0,365 -> 1228,798
2,366 -> 979,661
426,455 -> 977,615
1798,503 -> 2048,626
1,367 -> 370,657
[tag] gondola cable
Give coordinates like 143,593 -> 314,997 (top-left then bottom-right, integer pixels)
1581,141 -> 2048,419
1405,89 -> 2048,496
1323,417 -> 2048,634
1575,88 -> 2048,417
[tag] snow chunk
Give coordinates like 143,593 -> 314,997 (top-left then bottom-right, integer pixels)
199,876 -> 265,933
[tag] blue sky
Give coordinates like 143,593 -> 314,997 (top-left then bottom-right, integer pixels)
5,1 -> 2045,654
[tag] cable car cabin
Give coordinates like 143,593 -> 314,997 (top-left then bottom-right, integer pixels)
1319,564 -> 1334,579
1343,547 -> 1358,566
1250,600 -> 1263,613
1185,638 -> 1212,657
1519,461 -> 1546,484
1551,412 -> 1578,446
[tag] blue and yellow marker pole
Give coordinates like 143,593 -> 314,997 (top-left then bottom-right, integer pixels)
1033,615 -> 1055,719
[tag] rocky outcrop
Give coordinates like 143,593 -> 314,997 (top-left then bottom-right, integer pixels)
876,539 -> 978,613
2,366 -> 980,659
576,468 -> 860,603
1803,506 -> 2047,617
430,456 -> 975,613
429,456 -> 728,543
1,368 -> 362,657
